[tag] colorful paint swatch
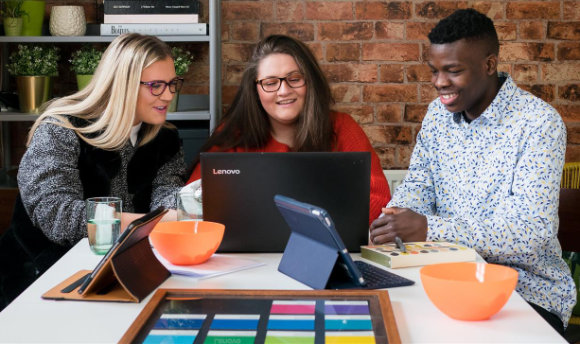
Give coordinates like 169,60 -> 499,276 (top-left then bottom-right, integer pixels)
267,315 -> 315,330
325,331 -> 376,344
143,329 -> 198,344
325,315 -> 372,331
271,300 -> 316,314
265,331 -> 315,344
209,314 -> 259,330
324,300 -> 370,315
203,330 -> 256,344
153,314 -> 206,329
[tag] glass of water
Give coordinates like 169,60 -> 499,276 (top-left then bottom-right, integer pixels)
177,187 -> 203,222
86,197 -> 122,255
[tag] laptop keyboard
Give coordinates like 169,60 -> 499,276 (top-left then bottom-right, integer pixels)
354,260 -> 414,289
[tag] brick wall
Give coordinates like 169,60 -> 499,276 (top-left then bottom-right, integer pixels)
219,0 -> 580,168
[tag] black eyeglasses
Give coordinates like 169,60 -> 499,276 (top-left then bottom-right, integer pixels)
140,77 -> 184,96
255,72 -> 306,92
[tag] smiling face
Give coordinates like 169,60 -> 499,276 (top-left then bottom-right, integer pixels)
135,56 -> 176,126
256,53 -> 306,132
428,39 -> 498,120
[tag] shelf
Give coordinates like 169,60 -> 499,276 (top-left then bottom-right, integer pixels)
0,35 -> 210,43
0,110 -> 210,122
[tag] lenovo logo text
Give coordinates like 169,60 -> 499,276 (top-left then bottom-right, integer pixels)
212,169 -> 241,175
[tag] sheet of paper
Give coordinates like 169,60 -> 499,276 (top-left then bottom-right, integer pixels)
153,251 -> 265,279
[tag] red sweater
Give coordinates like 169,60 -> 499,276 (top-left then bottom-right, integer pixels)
188,112 -> 391,224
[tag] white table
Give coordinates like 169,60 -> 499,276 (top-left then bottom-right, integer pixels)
0,239 -> 566,343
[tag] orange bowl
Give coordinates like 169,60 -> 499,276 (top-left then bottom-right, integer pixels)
150,221 -> 225,265
420,262 -> 518,321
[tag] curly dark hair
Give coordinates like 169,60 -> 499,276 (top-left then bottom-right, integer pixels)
428,8 -> 499,55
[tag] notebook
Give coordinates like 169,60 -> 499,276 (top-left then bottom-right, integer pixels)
200,152 -> 371,253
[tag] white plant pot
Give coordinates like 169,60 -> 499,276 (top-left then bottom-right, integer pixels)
49,6 -> 86,36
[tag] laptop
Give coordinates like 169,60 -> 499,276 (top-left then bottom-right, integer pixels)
200,152 -> 370,253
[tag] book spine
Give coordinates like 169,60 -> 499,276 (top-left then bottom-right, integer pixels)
104,13 -> 199,24
360,247 -> 393,268
104,0 -> 200,14
100,23 -> 207,36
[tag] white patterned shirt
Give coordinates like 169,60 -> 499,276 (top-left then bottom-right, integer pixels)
388,73 -> 575,325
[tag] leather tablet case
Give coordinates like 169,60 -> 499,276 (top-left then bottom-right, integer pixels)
42,208 -> 170,303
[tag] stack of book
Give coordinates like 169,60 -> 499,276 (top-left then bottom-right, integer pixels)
100,0 -> 206,36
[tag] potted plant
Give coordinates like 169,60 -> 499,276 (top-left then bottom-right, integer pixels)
169,46 -> 194,112
6,44 -> 60,113
70,45 -> 103,90
1,0 -> 27,36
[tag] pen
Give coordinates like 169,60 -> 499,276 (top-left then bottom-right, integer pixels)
395,236 -> 407,253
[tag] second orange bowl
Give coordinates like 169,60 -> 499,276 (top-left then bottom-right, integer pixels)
150,221 -> 225,265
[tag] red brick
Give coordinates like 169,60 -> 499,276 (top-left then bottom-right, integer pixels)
520,84 -> 555,103
224,65 -> 245,85
405,104 -> 429,123
355,2 -> 411,20
318,22 -> 374,41
513,64 -> 539,84
379,65 -> 405,83
231,22 -> 260,41
306,42 -> 323,61
396,145 -> 414,168
407,64 -> 431,82
548,22 -> 580,41
323,64 -> 377,83
559,43 -> 580,61
331,84 -> 362,103
556,105 -> 580,122
564,1 -> 580,20
362,43 -> 420,61
565,145 -> 580,162
498,64 -> 512,74
223,1 -> 274,21
472,1 -> 505,20
277,1 -> 304,21
375,22 -> 405,40
406,22 -> 435,41
326,43 -> 360,62
519,22 -> 545,40
506,2 -> 560,19
364,125 -> 414,145
262,23 -> 315,42
420,84 -> 438,103
363,84 -> 418,102
222,85 -> 240,106
334,105 -> 374,124
222,43 -> 254,63
500,43 -> 555,62
559,84 -> 580,102
495,23 -> 517,41
376,104 -> 404,123
375,147 -> 397,168
306,2 -> 353,21
567,125 -> 580,144
415,1 -> 468,19
543,64 -> 580,82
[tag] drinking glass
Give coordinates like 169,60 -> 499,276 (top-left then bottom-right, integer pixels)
86,197 -> 122,255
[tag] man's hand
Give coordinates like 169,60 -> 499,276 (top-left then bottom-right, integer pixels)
369,207 -> 428,244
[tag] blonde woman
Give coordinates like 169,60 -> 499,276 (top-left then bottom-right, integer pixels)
0,33 -> 186,309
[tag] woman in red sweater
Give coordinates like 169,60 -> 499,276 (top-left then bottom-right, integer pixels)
188,34 -> 390,223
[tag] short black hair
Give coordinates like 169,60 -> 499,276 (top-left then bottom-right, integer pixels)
428,8 -> 499,54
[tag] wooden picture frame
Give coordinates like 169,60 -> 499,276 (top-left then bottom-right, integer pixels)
121,289 -> 401,343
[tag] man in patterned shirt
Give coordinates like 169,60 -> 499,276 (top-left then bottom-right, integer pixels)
369,8 -> 575,334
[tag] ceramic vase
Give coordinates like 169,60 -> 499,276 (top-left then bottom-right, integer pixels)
16,76 -> 52,113
21,0 -> 45,36
3,17 -> 23,36
49,5 -> 86,36
168,92 -> 180,113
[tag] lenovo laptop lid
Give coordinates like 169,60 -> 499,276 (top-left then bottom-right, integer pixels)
201,152 -> 370,253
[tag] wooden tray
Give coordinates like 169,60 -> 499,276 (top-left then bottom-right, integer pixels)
121,288 -> 401,343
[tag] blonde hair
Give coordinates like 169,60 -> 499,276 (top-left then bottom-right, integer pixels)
27,33 -> 173,150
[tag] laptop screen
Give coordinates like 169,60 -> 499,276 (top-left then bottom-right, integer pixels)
201,152 -> 370,253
